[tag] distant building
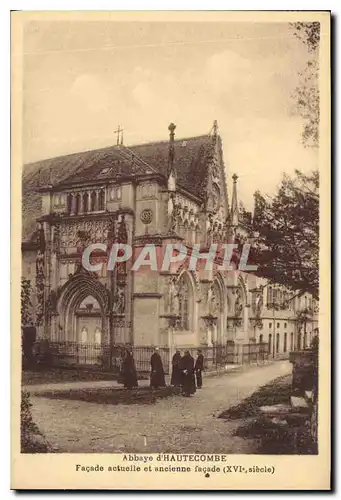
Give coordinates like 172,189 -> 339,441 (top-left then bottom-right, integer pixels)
21,121 -> 318,365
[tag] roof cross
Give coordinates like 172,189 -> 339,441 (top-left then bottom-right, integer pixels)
114,125 -> 124,146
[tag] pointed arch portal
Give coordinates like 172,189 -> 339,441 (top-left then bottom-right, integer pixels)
57,273 -> 110,343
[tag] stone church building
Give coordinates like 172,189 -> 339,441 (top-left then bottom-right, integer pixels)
22,122 -> 318,366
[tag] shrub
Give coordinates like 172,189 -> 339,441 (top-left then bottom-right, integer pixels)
21,390 -> 50,453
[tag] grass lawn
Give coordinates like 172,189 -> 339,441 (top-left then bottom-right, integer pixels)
219,374 -> 317,455
219,374 -> 292,420
22,367 -> 119,385
22,367 -> 148,385
34,386 -> 180,405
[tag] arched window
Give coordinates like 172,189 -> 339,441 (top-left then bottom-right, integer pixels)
276,333 -> 280,353
90,191 -> 97,212
98,189 -> 105,211
80,327 -> 88,344
83,192 -> 88,213
290,332 -> 294,351
67,193 -> 73,214
178,273 -> 193,331
268,333 -> 272,354
74,193 -> 81,215
284,332 -> 287,352
259,333 -> 264,344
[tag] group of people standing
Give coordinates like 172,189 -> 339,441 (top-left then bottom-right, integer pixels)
120,347 -> 204,397
170,349 -> 204,396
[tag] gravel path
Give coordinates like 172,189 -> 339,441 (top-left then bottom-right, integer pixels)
30,360 -> 291,454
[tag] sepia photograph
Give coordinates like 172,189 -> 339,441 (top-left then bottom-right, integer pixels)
12,10 -> 330,490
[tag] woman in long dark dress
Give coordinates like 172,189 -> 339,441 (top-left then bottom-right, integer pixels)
150,348 -> 166,388
121,348 -> 138,389
171,350 -> 182,387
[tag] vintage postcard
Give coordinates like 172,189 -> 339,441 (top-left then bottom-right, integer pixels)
11,11 -> 331,490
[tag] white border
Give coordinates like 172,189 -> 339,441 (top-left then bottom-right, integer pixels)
3,3 -> 337,498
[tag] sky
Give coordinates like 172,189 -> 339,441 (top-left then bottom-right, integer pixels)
22,19 -> 319,210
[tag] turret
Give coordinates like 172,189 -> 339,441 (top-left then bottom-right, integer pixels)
230,173 -> 239,227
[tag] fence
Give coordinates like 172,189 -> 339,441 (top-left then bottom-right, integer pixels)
31,340 -> 270,373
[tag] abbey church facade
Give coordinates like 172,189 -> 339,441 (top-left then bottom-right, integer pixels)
22,122 -> 318,364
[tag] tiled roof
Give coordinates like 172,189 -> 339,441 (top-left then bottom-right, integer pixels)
22,134 -> 216,241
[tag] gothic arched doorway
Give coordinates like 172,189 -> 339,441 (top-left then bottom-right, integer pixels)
57,273 -> 110,345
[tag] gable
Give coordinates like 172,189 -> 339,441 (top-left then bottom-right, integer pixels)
22,133 -> 224,241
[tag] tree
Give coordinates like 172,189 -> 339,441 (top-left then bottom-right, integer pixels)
21,277 -> 33,326
252,169 -> 319,299
291,22 -> 320,147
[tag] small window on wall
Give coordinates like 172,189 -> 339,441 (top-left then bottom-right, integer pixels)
284,323 -> 287,329
91,191 -> 97,211
284,332 -> 287,353
83,192 -> 88,213
277,323 -> 280,329
269,323 -> 272,328
267,287 -> 273,304
75,193 -> 81,215
110,186 -> 122,201
98,189 -> 105,211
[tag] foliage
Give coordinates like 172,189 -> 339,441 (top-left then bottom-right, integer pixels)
21,278 -> 33,326
293,22 -> 320,52
35,256 -> 45,327
219,375 -> 291,420
291,22 -> 320,147
21,390 -> 50,453
252,170 -> 319,299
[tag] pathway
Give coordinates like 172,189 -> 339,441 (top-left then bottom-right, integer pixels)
30,360 -> 292,454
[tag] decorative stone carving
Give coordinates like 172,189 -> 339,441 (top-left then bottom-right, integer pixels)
59,219 -> 110,250
234,287 -> 243,317
141,183 -> 156,199
170,204 -> 180,234
140,208 -> 153,225
255,291 -> 263,316
168,193 -> 174,219
166,276 -> 180,315
113,287 -> 125,315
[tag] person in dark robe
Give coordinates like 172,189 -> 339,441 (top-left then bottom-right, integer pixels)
194,349 -> 204,388
171,349 -> 182,386
150,348 -> 166,389
180,350 -> 196,396
121,348 -> 138,390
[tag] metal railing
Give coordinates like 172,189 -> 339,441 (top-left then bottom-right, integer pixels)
31,340 -> 269,373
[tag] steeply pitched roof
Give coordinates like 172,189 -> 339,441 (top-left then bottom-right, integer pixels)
22,134 -> 216,242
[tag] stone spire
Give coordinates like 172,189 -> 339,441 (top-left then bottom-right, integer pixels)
212,120 -> 218,140
167,122 -> 176,192
230,173 -> 239,226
